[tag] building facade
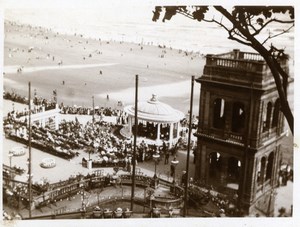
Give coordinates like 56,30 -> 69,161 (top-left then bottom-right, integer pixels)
194,49 -> 289,216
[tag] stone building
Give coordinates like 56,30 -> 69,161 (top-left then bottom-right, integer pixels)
194,49 -> 290,216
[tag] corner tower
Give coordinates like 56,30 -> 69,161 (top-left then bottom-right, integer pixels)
194,49 -> 289,216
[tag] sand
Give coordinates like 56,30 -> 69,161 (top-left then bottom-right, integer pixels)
3,20 -> 204,183
4,20 -> 203,115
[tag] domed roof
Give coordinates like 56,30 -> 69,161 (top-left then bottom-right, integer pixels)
124,94 -> 184,123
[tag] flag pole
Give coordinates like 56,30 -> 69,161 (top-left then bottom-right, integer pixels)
131,74 -> 138,211
183,75 -> 195,217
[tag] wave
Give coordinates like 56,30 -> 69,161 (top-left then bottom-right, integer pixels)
4,8 -> 294,56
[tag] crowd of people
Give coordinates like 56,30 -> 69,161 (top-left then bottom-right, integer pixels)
4,101 -> 175,167
187,182 -> 240,217
4,90 -> 128,125
4,90 -> 187,166
3,90 -> 28,105
60,104 -> 126,119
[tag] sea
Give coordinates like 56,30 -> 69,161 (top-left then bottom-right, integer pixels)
4,4 -> 294,59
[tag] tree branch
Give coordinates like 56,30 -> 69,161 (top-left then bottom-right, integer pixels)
273,57 -> 289,96
261,24 -> 294,45
176,9 -> 195,20
253,18 -> 294,36
228,33 -> 252,46
247,12 -> 256,31
247,14 -> 258,34
210,18 -> 231,32
232,28 -> 249,41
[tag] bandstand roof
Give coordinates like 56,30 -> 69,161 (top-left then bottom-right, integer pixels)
124,94 -> 185,123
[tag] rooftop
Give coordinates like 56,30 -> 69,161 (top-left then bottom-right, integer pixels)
124,94 -> 184,123
198,49 -> 289,90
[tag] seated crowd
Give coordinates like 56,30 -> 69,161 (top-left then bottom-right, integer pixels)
4,106 -> 167,166
3,91 -> 187,167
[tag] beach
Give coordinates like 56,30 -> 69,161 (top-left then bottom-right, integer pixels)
3,20 -> 203,184
4,20 -> 202,114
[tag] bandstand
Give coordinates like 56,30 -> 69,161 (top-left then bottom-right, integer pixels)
122,94 -> 184,147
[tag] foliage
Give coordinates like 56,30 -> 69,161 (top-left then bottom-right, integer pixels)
153,6 -> 294,47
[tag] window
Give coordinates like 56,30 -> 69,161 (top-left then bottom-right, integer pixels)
257,157 -> 266,185
213,98 -> 225,129
263,102 -> 272,132
266,152 -> 274,180
209,152 -> 221,178
227,157 -> 240,182
231,102 -> 245,133
272,99 -> 280,128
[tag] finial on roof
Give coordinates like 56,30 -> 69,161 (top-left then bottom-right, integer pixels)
150,94 -> 157,102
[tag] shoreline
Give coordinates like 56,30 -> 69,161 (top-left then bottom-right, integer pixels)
4,19 -> 206,54
4,20 -> 203,114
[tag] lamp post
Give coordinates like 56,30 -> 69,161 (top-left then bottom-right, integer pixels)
16,184 -> 22,211
171,158 -> 179,184
152,154 -> 160,189
26,159 -> 33,215
79,180 -> 86,217
153,154 -> 160,178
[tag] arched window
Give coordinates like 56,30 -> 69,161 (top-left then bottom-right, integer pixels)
266,152 -> 274,180
227,157 -> 241,183
213,98 -> 225,129
272,99 -> 280,128
231,102 -> 245,133
263,102 -> 272,132
209,152 -> 221,178
257,157 -> 266,185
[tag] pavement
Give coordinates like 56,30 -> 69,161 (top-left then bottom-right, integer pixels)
274,180 -> 293,216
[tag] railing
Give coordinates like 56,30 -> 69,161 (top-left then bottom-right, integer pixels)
205,50 -> 288,75
206,56 -> 265,72
214,50 -> 264,61
49,179 -> 75,190
25,172 -> 185,210
241,52 -> 264,61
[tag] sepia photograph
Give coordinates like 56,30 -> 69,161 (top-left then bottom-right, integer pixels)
1,0 -> 298,226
